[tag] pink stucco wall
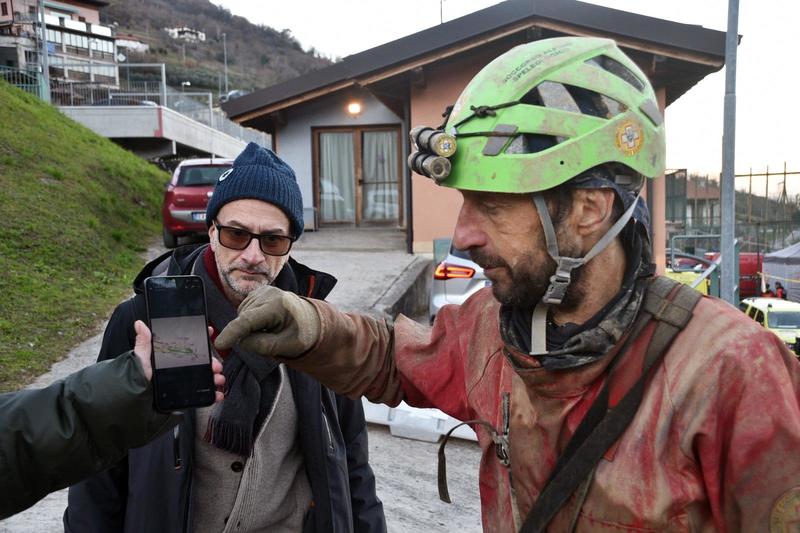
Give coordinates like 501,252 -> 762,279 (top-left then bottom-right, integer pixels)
410,45 -> 510,253
43,1 -> 101,24
70,2 -> 100,24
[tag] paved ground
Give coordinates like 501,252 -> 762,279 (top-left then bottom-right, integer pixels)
0,228 -> 482,533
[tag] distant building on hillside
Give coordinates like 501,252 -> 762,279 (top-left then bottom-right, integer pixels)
164,26 -> 205,42
0,0 -> 118,85
116,32 -> 149,54
0,1 -> 13,27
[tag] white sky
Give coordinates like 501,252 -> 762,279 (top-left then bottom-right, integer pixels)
212,0 -> 800,196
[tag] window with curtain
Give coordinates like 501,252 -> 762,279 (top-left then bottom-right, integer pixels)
362,131 -> 399,222
319,132 -> 356,222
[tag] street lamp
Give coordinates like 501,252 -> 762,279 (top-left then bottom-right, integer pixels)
222,32 -> 228,95
181,81 -> 191,92
37,0 -> 50,102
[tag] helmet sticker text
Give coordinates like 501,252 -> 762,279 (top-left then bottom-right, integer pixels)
615,121 -> 644,156
503,44 -> 571,84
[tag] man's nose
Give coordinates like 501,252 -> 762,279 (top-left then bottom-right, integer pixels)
239,237 -> 264,264
452,202 -> 486,252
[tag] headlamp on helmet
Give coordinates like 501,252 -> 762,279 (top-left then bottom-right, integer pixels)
407,126 -> 458,182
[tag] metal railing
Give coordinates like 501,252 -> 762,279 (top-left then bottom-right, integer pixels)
0,65 -> 40,96
670,234 -> 742,299
1,64 -> 269,148
690,254 -> 721,293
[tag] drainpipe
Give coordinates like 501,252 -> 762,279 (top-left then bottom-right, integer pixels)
404,92 -> 413,254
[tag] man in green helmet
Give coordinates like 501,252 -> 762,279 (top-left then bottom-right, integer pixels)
215,37 -> 800,531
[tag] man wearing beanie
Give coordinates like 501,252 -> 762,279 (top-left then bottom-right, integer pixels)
65,143 -> 387,533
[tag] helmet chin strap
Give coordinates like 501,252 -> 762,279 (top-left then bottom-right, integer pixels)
528,192 -> 640,356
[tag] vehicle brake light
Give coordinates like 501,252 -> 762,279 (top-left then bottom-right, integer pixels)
434,262 -> 475,280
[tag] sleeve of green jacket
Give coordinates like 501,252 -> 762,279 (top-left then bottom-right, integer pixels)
0,352 -> 180,519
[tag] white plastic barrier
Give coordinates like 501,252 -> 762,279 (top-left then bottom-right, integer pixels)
362,399 -> 477,443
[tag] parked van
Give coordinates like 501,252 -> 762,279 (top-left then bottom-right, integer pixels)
739,297 -> 800,355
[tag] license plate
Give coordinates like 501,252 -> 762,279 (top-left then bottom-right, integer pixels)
192,212 -> 206,221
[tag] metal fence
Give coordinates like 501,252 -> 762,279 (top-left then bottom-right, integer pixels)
0,65 -> 41,96
665,168 -> 799,254
2,64 -> 269,148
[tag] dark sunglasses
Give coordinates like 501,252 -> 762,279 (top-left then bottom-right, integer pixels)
213,220 -> 295,256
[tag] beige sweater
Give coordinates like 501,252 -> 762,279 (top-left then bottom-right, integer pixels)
191,364 -> 312,533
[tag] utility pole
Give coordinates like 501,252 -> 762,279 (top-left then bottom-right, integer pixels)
222,32 -> 229,95
747,168 -> 752,223
765,165 -> 770,223
720,0 -> 739,304
37,0 -> 50,103
780,162 -> 789,244
160,63 -> 167,107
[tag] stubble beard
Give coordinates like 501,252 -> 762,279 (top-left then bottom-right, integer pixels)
470,239 -> 585,311
218,261 -> 277,300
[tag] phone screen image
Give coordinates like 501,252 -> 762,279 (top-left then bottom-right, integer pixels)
145,275 -> 215,411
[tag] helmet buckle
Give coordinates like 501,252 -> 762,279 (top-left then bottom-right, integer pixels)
542,257 -> 583,305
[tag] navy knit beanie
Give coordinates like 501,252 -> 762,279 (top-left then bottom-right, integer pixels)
206,142 -> 304,237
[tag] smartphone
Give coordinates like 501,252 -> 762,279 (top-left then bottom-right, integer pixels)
144,275 -> 216,412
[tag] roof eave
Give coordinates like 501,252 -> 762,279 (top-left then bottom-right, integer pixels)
223,0 -> 726,121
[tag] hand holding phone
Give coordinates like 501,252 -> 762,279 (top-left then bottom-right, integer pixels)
144,276 -> 217,412
132,320 -> 225,402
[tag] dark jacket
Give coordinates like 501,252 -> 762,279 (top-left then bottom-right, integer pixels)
0,353 -> 177,519
64,244 -> 386,533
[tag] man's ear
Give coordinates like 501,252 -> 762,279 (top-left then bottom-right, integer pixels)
208,224 -> 217,250
572,188 -> 617,237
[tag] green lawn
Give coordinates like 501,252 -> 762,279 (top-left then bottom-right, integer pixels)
0,81 -> 169,391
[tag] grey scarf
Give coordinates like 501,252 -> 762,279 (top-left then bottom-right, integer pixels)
193,256 -> 298,456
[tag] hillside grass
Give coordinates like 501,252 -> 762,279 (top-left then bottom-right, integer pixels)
0,81 -> 169,391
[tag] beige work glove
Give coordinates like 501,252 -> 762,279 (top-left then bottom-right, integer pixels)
215,285 -> 321,359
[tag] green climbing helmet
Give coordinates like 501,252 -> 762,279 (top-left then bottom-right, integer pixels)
442,36 -> 665,193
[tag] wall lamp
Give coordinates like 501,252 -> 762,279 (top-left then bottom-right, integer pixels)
347,101 -> 362,116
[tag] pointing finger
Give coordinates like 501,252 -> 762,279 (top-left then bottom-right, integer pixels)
214,316 -> 249,350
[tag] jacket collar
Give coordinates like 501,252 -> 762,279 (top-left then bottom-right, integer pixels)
131,243 -> 338,300
502,342 -> 621,398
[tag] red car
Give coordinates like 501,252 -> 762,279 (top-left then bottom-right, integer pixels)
161,158 -> 234,248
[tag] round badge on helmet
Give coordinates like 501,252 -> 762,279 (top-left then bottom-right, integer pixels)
615,120 -> 645,157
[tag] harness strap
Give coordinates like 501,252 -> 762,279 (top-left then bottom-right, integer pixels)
438,420 -> 507,503
438,393 -> 511,504
519,278 -> 701,533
